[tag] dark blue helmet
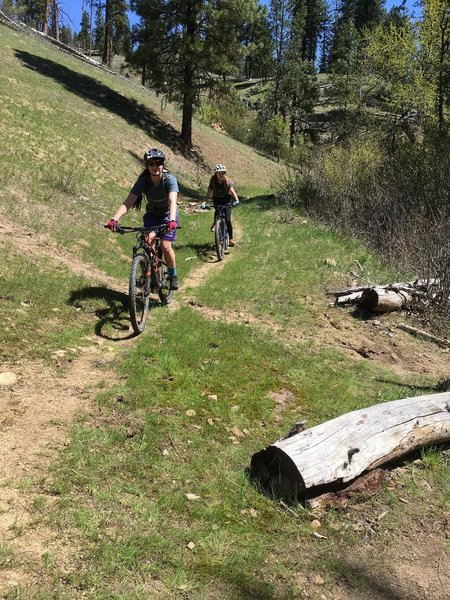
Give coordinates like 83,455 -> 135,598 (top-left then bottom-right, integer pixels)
144,148 -> 165,163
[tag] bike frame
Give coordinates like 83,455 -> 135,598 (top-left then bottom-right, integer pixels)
117,225 -> 166,267
213,204 -> 230,261
110,224 -> 173,333
214,204 -> 231,228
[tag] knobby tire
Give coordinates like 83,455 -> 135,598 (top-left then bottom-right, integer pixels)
215,218 -> 226,261
129,254 -> 150,334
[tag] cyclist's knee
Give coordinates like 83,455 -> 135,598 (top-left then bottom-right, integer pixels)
161,240 -> 174,254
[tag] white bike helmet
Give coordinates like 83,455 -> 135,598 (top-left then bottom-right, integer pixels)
214,164 -> 227,173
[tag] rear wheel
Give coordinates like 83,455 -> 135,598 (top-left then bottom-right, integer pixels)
151,250 -> 173,305
215,218 -> 225,261
129,254 -> 150,334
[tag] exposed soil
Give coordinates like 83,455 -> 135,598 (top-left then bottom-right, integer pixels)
0,216 -> 449,598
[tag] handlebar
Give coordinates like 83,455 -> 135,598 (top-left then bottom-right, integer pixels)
104,224 -> 180,235
200,201 -> 239,210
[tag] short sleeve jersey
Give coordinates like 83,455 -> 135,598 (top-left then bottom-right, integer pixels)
131,172 -> 179,217
209,175 -> 234,200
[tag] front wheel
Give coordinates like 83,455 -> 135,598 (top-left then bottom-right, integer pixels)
129,254 -> 150,334
215,218 -> 226,261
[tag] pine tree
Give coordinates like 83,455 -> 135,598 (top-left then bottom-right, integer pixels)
129,0 -> 259,147
60,24 -> 74,45
94,1 -> 105,52
419,0 -> 450,131
112,0 -> 131,56
16,0 -> 46,29
269,0 -> 293,115
302,0 -> 328,62
79,10 -> 91,51
240,4 -> 274,80
264,0 -> 319,154
103,0 -> 113,66
328,0 -> 385,71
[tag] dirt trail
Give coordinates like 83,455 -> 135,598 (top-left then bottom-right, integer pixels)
0,216 -> 242,593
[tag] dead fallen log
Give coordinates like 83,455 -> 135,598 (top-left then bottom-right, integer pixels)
359,287 -> 413,311
329,279 -> 433,299
398,323 -> 450,349
308,469 -> 388,510
329,279 -> 438,311
250,392 -> 450,500
334,291 -> 365,306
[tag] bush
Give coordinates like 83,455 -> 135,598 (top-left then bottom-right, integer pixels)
291,129 -> 450,331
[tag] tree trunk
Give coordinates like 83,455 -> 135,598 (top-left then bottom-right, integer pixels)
89,0 -> 93,58
43,0 -> 50,35
51,0 -> 59,40
437,13 -> 449,132
250,392 -> 450,500
102,0 -> 112,67
181,62 -> 194,147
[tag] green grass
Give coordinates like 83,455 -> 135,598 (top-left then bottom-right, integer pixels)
0,247 -> 98,360
41,300 -> 446,597
1,21 -> 449,600
193,197 -> 403,330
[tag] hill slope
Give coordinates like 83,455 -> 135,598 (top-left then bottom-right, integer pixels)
0,21 -> 282,238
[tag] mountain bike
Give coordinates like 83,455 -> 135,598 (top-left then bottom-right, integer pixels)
106,224 -> 175,334
213,204 -> 230,261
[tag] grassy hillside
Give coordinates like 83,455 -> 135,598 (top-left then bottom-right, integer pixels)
1,22 -> 449,600
0,22 -> 284,359
0,23 -> 281,241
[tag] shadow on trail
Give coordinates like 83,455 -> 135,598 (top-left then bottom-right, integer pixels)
69,286 -> 132,341
375,376 -> 450,393
329,559 -> 432,600
194,560 -> 296,600
177,241 -> 215,263
15,50 -> 207,168
68,286 -> 159,341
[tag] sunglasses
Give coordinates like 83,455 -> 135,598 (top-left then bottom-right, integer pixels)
147,161 -> 163,167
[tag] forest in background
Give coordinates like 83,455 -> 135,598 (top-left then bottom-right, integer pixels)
2,0 -> 449,329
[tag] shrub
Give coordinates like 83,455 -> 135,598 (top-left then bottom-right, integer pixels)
291,129 -> 450,331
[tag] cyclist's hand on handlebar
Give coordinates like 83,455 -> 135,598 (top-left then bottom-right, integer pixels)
167,220 -> 177,231
200,202 -> 207,209
232,200 -> 240,207
106,219 -> 118,231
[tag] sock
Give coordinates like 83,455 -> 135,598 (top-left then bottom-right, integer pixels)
169,268 -> 177,277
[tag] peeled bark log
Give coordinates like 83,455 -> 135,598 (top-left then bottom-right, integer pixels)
334,292 -> 363,306
359,287 -> 413,311
250,392 -> 450,500
329,279 -> 435,311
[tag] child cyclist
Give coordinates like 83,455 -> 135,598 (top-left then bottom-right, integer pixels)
201,164 -> 239,246
106,148 -> 180,290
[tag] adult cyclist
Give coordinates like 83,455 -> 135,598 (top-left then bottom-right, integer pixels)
106,148 -> 180,290
201,164 -> 239,247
